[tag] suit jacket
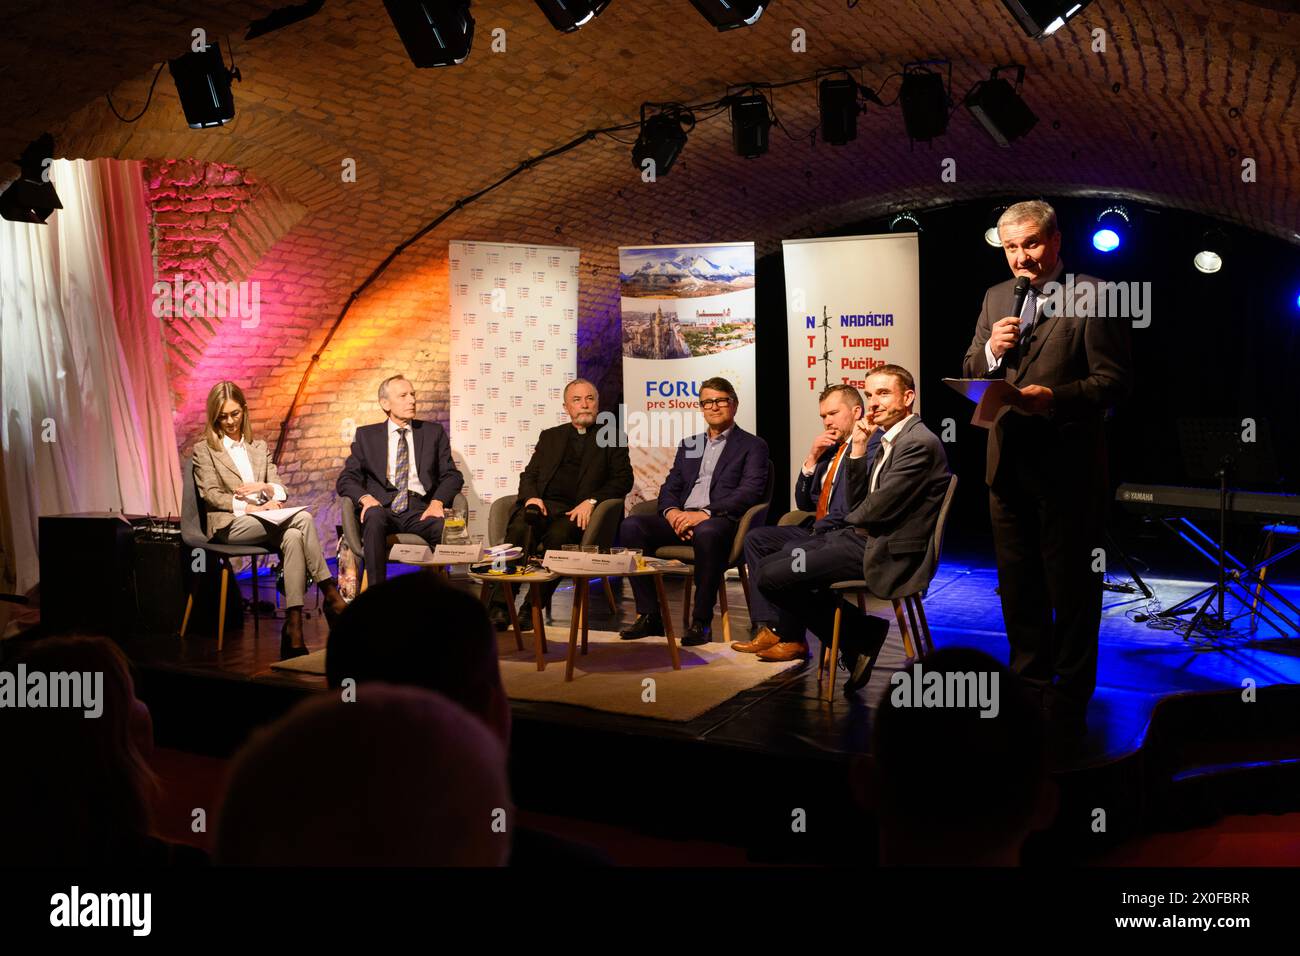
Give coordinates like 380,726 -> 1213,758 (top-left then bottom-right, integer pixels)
842,416 -> 952,600
793,430 -> 883,528
514,423 -> 633,513
192,438 -> 284,538
658,425 -> 769,521
961,270 -> 1132,489
336,419 -> 464,508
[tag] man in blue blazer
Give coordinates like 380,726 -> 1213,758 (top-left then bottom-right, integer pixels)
337,374 -> 464,583
734,384 -> 882,662
619,377 -> 770,646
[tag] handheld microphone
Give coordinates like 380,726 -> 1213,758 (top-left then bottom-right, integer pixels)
1011,275 -> 1031,320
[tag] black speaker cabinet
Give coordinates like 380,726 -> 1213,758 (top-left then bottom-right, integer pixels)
134,533 -> 189,636
38,512 -> 137,641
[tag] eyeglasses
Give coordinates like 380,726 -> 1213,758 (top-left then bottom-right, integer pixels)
699,398 -> 733,410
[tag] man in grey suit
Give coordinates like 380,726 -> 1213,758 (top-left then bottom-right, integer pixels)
754,365 -> 951,692
962,200 -> 1132,739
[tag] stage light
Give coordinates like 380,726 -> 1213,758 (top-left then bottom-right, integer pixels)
984,205 -> 1008,247
245,1 -> 326,40
1193,229 -> 1228,274
631,108 -> 693,177
890,212 -> 921,233
1091,205 -> 1130,253
999,1 -> 1095,39
0,133 -> 63,224
535,0 -> 611,32
688,0 -> 766,31
168,42 -> 239,128
729,93 -> 771,158
384,0 -> 475,67
1092,229 -> 1119,252
900,66 -> 949,143
965,66 -> 1037,147
819,76 -> 860,145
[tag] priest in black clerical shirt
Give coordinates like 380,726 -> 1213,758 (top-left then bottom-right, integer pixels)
491,378 -> 633,628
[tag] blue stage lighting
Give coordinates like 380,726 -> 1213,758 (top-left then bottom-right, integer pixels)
1092,228 -> 1120,253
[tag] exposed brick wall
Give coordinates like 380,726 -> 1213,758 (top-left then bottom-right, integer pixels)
7,0 -> 1296,563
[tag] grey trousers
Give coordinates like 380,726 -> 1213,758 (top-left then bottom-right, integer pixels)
212,510 -> 331,608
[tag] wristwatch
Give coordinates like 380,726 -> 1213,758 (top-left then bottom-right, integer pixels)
586,498 -> 598,506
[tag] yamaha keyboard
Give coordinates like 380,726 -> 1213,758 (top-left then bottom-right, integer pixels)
1116,483 -> 1300,522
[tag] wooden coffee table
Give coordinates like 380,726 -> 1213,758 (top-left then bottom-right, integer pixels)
558,564 -> 688,682
468,569 -> 560,672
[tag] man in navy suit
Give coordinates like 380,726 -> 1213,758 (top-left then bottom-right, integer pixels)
337,374 -> 464,583
733,383 -> 881,662
619,377 -> 769,646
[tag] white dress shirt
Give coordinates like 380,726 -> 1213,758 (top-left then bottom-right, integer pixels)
985,259 -> 1064,372
869,413 -> 915,493
223,435 -> 286,515
387,419 -> 427,497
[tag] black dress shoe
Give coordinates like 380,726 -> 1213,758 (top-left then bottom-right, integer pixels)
680,622 -> 712,646
280,626 -> 309,660
843,619 -> 889,693
516,606 -> 534,632
620,613 -> 663,640
488,603 -> 511,632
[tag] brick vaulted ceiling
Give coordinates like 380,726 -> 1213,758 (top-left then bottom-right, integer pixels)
2,0 -> 1299,535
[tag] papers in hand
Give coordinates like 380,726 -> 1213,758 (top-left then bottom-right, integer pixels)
941,377 -> 1023,430
250,505 -> 307,525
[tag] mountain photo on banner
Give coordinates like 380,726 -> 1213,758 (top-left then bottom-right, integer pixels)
618,242 -> 757,503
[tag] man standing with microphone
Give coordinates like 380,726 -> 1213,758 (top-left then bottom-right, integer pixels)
962,200 -> 1132,741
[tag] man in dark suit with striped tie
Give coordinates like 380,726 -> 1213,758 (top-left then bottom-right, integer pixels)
754,365 -> 951,692
961,200 -> 1132,739
733,384 -> 881,662
337,374 -> 464,584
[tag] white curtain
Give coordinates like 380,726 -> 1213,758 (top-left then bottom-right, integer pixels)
0,158 -> 181,595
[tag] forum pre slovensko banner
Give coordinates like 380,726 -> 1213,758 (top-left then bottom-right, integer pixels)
449,240 -> 580,537
781,233 -> 921,508
618,241 -> 757,505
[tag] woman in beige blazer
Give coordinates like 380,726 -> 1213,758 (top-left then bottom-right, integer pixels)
193,381 -> 346,658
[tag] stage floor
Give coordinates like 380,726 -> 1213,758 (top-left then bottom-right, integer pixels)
123,552 -> 1300,861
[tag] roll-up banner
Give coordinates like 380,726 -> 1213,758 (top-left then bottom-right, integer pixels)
449,240 -> 581,537
781,233 -> 921,507
618,241 -> 757,503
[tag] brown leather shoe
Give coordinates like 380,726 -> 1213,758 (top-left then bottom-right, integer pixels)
732,626 -> 781,653
757,640 -> 810,662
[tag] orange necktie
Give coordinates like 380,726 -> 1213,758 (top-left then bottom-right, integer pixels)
815,442 -> 848,520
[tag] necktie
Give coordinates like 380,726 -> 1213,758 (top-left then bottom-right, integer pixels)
815,442 -> 848,520
392,427 -> 410,514
1018,285 -> 1037,345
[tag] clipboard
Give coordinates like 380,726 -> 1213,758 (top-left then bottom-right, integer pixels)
942,377 -> 1023,430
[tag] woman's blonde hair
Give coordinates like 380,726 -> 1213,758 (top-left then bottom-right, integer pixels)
205,380 -> 252,450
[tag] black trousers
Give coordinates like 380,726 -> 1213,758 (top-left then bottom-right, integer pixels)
752,527 -> 879,649
504,499 -> 582,558
619,512 -> 736,624
989,460 -> 1103,710
361,493 -> 444,584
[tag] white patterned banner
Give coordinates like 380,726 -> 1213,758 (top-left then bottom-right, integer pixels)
449,240 -> 580,537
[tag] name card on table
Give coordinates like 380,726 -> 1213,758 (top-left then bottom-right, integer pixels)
431,543 -> 485,563
542,551 -> 637,575
388,543 -> 436,565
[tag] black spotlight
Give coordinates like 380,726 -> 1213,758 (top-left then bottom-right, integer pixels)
688,0 -> 766,31
631,109 -> 693,177
0,134 -> 63,224
168,42 -> 239,128
965,66 -> 1037,147
729,93 -> 771,158
535,0 -> 611,32
384,0 -> 475,67
819,76 -> 860,145
245,1 -> 326,40
999,0 -> 1095,39
900,66 -> 949,143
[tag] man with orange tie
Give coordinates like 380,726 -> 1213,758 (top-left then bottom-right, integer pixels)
733,384 -> 880,661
